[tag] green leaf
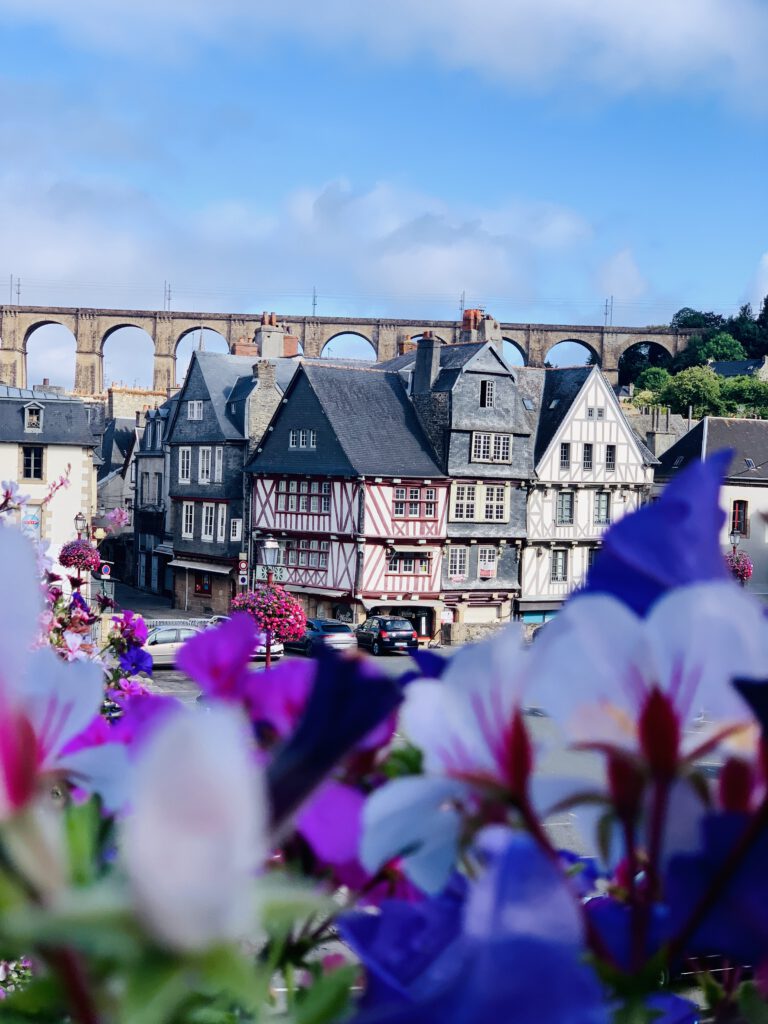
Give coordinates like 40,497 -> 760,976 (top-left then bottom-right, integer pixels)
120,957 -> 192,1024
294,966 -> 358,1024
65,798 -> 101,886
698,969 -> 725,1011
739,981 -> 768,1024
255,878 -> 335,938
196,945 -> 267,1015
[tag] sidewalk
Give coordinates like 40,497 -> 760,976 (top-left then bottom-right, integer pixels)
114,582 -> 192,620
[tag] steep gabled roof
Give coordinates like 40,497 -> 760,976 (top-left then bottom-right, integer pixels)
517,366 -> 592,462
302,364 -> 444,477
658,417 -> 768,482
0,391 -> 97,448
246,363 -> 444,478
99,417 -> 138,480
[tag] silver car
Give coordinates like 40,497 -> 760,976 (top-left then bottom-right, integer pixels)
145,625 -> 201,668
288,618 -> 357,656
207,615 -> 283,661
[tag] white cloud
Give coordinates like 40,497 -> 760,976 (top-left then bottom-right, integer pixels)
1,0 -> 766,101
0,171 -> 594,386
597,247 -> 648,302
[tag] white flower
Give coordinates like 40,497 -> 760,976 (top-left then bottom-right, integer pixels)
528,582 -> 768,750
121,703 -> 268,952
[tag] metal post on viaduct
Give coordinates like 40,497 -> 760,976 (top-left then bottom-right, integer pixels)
0,305 -> 697,394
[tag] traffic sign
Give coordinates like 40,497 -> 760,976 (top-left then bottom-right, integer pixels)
237,572 -> 248,586
238,558 -> 248,573
100,563 -> 111,579
255,565 -> 287,582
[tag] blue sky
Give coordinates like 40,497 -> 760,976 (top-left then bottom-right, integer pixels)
1,0 -> 766,387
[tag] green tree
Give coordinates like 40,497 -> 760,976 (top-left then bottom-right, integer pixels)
673,331 -> 746,371
635,366 -> 671,394
757,295 -> 768,331
660,366 -> 723,417
671,307 -> 725,332
720,375 -> 768,415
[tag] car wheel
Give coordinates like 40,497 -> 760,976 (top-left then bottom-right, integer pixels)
371,640 -> 381,656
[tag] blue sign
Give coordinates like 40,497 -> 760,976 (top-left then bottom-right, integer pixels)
19,506 -> 41,541
100,563 -> 111,579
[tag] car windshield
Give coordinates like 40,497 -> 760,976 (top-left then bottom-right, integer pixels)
322,623 -> 352,634
383,619 -> 413,631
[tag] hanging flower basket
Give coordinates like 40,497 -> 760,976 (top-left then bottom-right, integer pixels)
58,538 -> 101,572
725,550 -> 753,584
231,584 -> 306,643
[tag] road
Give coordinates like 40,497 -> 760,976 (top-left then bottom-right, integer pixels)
148,651 -> 419,705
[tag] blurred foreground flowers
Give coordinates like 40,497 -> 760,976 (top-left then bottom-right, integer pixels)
1,455 -> 768,1022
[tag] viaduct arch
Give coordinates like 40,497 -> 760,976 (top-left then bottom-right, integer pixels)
0,305 -> 697,394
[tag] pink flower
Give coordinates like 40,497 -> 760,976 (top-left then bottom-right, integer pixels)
106,507 -> 130,529
61,631 -> 88,662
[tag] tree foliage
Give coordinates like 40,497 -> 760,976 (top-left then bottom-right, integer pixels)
635,366 -> 671,393
659,366 -> 724,417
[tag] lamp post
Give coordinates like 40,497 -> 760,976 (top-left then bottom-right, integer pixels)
730,529 -> 741,557
260,534 -> 279,669
74,512 -> 87,539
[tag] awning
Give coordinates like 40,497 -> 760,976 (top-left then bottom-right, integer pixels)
168,559 -> 232,575
285,585 -> 350,598
389,545 -> 439,554
516,599 -> 564,612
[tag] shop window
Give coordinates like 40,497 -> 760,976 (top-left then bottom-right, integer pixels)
193,572 -> 212,595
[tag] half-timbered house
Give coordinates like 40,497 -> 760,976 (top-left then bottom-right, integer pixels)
246,362 -> 448,639
383,331 -> 535,635
517,365 -> 656,622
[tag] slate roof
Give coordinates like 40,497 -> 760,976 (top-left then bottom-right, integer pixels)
99,417 -> 137,480
710,359 -> 765,378
380,342 -> 489,392
658,417 -> 768,482
247,364 -> 445,478
517,366 -> 592,462
0,390 -> 97,448
182,352 -> 300,440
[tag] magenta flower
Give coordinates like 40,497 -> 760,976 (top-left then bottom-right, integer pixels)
725,550 -> 753,583
176,613 -> 258,699
59,539 -> 101,572
231,585 -> 306,643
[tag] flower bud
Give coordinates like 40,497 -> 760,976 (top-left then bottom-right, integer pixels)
638,688 -> 680,780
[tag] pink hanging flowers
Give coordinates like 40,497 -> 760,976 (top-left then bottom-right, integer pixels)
58,539 -> 101,573
230,584 -> 306,643
725,550 -> 753,584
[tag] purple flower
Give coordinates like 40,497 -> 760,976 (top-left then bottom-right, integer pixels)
175,613 -> 257,699
666,812 -> 768,964
340,832 -> 608,1024
118,646 -> 153,677
582,452 -> 731,615
267,649 -> 402,829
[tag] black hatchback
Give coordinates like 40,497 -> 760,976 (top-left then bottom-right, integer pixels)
356,616 -> 418,656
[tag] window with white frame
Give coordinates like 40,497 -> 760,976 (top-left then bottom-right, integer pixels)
24,405 -> 42,432
605,444 -> 616,471
596,408 -> 605,419
289,428 -> 316,450
214,446 -> 223,483
448,546 -> 468,580
179,447 -> 191,484
560,442 -> 571,470
594,491 -> 611,526
321,481 -> 331,513
181,501 -> 194,539
471,431 -> 512,463
216,504 -> 226,543
198,447 -> 212,484
187,400 -> 203,421
556,491 -> 575,525
309,429 -> 317,449
478,546 -> 497,579
230,518 -> 242,542
583,443 -> 593,471
451,483 -> 508,523
201,503 -> 215,541
551,548 -> 568,583
393,485 -> 437,519
289,430 -> 298,449
480,380 -> 495,408
587,546 -> 599,571
587,407 -> 595,419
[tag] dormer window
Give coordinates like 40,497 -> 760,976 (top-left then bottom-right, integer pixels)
24,404 -> 43,432
480,380 -> 495,408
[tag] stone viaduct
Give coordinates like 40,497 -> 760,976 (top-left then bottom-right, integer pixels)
0,305 -> 696,394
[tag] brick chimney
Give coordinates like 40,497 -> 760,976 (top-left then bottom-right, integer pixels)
255,313 -> 300,358
231,335 -> 260,357
413,331 -> 441,394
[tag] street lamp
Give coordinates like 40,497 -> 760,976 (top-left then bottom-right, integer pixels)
259,535 -> 280,669
730,529 -> 741,556
74,512 -> 87,538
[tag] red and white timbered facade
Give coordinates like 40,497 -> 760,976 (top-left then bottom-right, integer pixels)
251,474 -> 449,631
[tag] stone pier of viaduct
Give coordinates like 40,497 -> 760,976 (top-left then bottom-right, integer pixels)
0,305 -> 696,394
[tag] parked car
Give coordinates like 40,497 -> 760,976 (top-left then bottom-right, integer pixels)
355,616 -> 418,656
205,615 -> 284,661
145,625 -> 202,668
286,618 -> 357,655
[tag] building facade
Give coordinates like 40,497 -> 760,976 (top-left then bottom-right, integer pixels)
164,345 -> 298,614
247,362 -> 448,638
133,399 -> 176,595
656,417 -> 768,600
517,366 -> 656,622
0,385 -> 98,570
